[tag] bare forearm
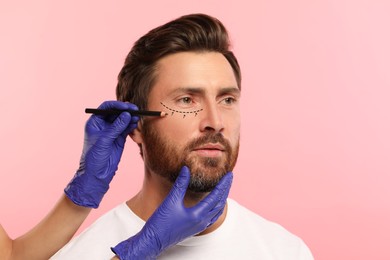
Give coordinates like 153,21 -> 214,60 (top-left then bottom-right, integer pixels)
10,194 -> 91,260
0,224 -> 12,259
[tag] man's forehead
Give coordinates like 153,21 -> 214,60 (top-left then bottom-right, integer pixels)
151,51 -> 239,98
155,51 -> 235,75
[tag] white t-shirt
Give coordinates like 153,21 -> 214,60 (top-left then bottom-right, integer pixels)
52,199 -> 313,259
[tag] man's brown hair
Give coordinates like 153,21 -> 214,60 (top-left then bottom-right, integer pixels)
116,13 -> 241,110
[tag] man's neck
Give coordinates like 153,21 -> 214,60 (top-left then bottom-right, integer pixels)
126,169 -> 227,235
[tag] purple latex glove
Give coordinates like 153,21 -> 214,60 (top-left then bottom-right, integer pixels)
111,166 -> 233,260
65,101 -> 139,208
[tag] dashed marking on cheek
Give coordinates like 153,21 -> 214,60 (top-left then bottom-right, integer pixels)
160,102 -> 203,118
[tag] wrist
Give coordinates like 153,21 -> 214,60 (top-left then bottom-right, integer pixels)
63,194 -> 93,213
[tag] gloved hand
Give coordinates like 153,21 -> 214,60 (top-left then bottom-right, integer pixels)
111,166 -> 233,260
65,101 -> 139,208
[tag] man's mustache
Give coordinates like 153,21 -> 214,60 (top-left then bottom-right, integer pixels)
185,133 -> 231,152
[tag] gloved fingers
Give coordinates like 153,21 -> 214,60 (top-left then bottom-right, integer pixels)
193,172 -> 233,213
120,120 -> 140,139
128,122 -> 139,132
102,112 -> 133,142
130,115 -> 140,124
120,102 -> 139,137
207,206 -> 225,227
205,193 -> 228,223
95,101 -> 139,123
166,166 -> 191,202
98,100 -> 138,111
209,171 -> 232,210
88,112 -> 131,152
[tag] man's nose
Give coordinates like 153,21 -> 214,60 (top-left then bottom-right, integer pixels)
199,103 -> 224,133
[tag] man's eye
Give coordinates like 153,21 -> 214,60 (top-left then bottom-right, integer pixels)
223,97 -> 236,104
179,97 -> 193,104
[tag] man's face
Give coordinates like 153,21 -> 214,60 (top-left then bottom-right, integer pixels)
139,51 -> 240,193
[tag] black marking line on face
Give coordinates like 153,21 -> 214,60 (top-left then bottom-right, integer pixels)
160,102 -> 203,118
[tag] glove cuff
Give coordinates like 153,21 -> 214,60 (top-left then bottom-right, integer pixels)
64,182 -> 100,208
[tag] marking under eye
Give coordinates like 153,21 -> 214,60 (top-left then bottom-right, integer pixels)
160,102 -> 203,118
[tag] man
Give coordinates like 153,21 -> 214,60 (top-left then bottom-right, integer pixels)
53,13 -> 314,259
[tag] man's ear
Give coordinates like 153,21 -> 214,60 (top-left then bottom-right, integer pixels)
129,121 -> 143,144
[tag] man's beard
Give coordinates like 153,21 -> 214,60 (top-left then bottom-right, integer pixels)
142,121 -> 239,193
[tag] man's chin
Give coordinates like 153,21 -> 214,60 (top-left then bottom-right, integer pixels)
187,182 -> 216,193
185,168 -> 226,193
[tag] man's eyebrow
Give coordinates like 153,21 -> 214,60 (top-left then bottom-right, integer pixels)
168,87 -> 205,95
218,87 -> 241,97
168,87 -> 241,96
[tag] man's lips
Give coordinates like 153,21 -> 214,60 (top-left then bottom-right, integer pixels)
192,143 -> 225,157
193,143 -> 225,151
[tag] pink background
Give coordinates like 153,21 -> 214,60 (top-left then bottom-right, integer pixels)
1,1 -> 389,259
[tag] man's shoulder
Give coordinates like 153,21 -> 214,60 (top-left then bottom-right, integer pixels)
227,198 -> 309,246
226,199 -> 313,259
227,198 -> 273,225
